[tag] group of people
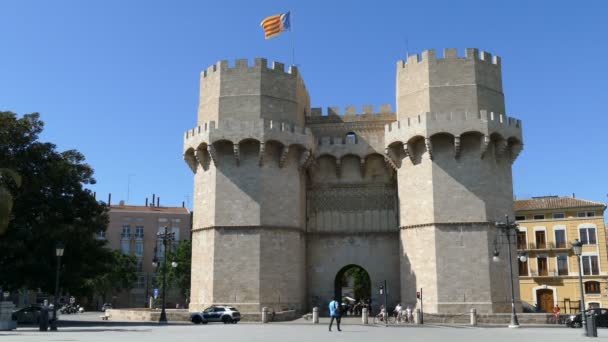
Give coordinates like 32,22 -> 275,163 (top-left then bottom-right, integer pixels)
376,303 -> 414,323
328,297 -> 415,332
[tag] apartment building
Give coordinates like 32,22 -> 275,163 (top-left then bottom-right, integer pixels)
515,196 -> 607,313
99,198 -> 191,308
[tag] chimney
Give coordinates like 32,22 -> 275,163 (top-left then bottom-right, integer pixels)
152,194 -> 156,207
145,197 -> 149,206
573,193 -> 576,198
93,191 -> 96,199
119,200 -> 125,206
108,193 -> 112,206
157,197 -> 160,207
182,201 -> 185,208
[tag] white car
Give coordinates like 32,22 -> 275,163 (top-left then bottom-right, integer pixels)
191,306 -> 240,324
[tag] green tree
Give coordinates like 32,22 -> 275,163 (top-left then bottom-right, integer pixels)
0,111 -> 112,297
86,250 -> 137,305
166,240 -> 192,303
343,267 -> 371,300
0,168 -> 22,234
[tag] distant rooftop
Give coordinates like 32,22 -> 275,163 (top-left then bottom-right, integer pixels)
515,197 -> 606,212
109,204 -> 190,214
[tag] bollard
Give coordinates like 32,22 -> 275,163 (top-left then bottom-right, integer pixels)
312,307 -> 319,324
415,308 -> 422,324
362,307 -> 369,324
470,308 -> 477,326
262,307 -> 269,323
39,307 -> 49,331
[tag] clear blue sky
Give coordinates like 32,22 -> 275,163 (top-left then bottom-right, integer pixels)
1,0 -> 607,209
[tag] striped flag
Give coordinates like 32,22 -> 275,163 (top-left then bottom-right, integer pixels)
260,11 -> 291,39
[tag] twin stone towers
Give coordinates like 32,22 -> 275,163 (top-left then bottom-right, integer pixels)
183,48 -> 524,314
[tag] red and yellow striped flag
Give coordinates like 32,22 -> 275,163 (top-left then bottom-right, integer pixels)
260,11 -> 291,39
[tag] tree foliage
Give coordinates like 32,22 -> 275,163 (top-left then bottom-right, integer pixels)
165,240 -> 192,303
342,266 -> 371,300
0,111 -> 112,296
86,250 -> 137,304
0,168 -> 22,234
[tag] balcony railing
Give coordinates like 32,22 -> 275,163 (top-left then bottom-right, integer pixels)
134,233 -> 144,239
530,269 -> 558,277
524,242 -> 570,251
121,233 -> 131,239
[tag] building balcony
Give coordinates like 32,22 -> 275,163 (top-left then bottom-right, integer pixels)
134,233 -> 144,240
518,242 -> 570,252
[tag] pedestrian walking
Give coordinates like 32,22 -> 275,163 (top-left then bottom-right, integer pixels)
329,297 -> 341,332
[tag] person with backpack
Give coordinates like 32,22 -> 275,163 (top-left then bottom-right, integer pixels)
328,297 -> 342,332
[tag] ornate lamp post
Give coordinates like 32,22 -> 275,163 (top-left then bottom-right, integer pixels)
50,242 -> 65,331
572,239 -> 586,333
153,226 -> 175,324
495,215 -> 520,328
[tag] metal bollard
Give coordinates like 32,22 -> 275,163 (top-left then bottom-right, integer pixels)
415,308 -> 422,324
312,307 -> 319,324
261,307 -> 269,323
470,308 -> 477,326
362,307 -> 369,324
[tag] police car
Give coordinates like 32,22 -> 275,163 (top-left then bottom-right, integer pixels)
191,306 -> 240,324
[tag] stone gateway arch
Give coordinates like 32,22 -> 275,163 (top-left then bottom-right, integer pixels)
183,48 -> 524,314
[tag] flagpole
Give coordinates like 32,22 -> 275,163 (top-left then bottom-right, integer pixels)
290,10 -> 295,67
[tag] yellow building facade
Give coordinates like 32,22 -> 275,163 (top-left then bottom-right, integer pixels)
515,196 -> 607,314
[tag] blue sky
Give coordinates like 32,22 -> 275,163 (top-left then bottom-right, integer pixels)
1,0 -> 607,209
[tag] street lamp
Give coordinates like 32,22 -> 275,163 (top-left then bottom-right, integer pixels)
154,226 -> 175,324
572,239 -> 586,333
50,242 -> 65,331
495,215 -> 520,328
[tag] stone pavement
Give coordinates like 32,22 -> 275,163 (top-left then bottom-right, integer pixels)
1,322 -> 599,342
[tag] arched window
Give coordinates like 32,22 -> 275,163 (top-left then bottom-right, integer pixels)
345,132 -> 357,144
585,281 -> 601,294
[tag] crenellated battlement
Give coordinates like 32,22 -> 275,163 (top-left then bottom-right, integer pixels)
384,109 -> 523,160
309,104 -> 393,117
396,48 -> 501,68
201,58 -> 299,78
385,110 -> 521,133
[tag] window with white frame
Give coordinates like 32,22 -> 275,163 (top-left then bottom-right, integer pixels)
135,241 -> 144,257
554,228 -> 566,248
557,255 -> 568,275
135,225 -> 144,238
96,230 -> 106,240
582,255 -> 600,275
121,225 -> 131,239
580,226 -> 597,245
136,258 -> 143,272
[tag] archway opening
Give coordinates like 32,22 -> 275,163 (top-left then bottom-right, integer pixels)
334,264 -> 371,311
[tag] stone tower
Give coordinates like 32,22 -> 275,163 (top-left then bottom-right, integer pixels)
385,48 -> 523,312
183,59 -> 313,312
184,48 -> 524,315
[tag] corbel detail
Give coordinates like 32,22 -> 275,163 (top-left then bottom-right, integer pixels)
299,149 -> 312,170
335,158 -> 341,178
425,138 -> 433,160
480,135 -> 490,159
496,140 -> 508,158
279,146 -> 290,168
233,144 -> 240,166
258,142 -> 265,166
360,158 -> 366,177
383,148 -> 398,171
454,135 -> 461,159
207,145 -> 218,166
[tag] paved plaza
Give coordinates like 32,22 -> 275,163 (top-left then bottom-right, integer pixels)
1,322 -> 602,342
